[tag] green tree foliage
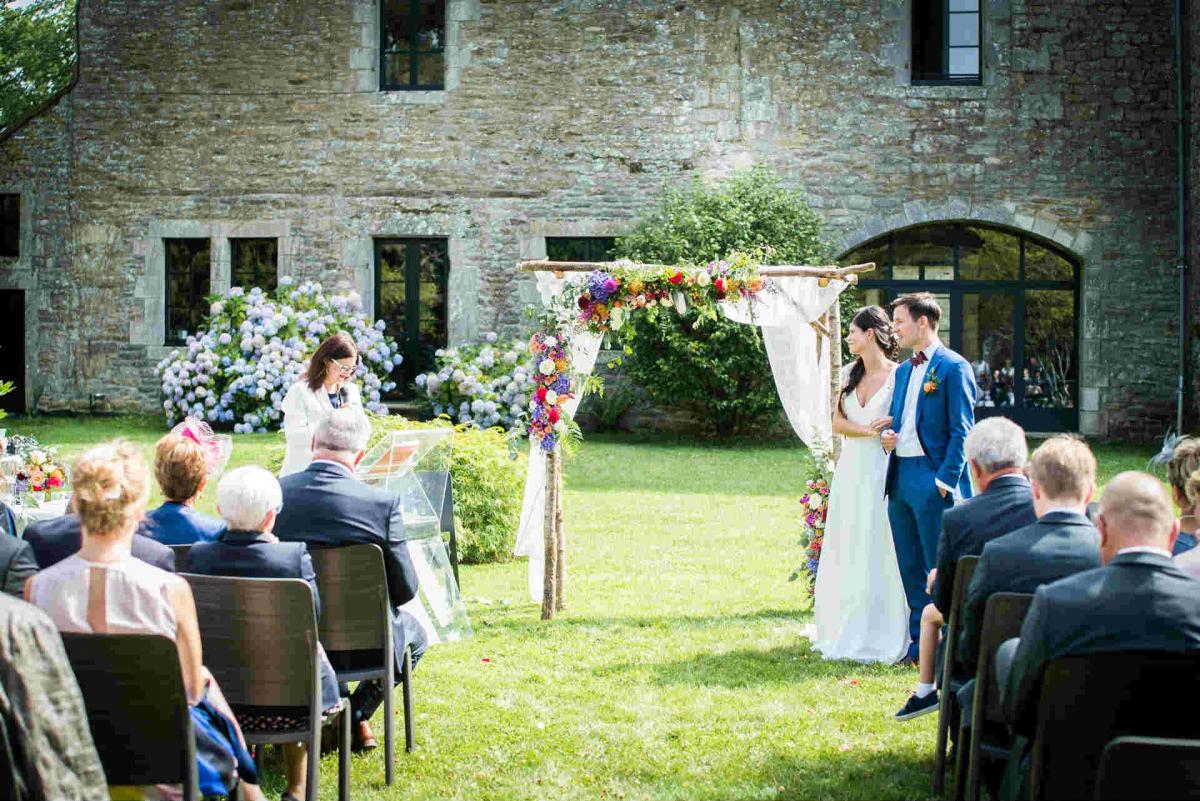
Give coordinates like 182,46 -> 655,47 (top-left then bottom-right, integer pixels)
0,0 -> 76,135
613,167 -> 829,437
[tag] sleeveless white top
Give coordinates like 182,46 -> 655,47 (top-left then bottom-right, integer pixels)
28,553 -> 178,639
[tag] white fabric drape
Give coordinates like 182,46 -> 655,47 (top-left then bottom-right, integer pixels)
515,272 -> 848,601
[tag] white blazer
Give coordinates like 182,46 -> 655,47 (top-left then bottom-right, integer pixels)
278,379 -> 362,477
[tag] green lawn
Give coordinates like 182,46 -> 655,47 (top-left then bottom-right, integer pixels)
2,417 -> 1159,800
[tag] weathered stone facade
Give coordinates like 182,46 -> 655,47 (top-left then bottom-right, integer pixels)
0,0 -> 1192,439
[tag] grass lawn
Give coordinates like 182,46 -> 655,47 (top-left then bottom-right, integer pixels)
2,417 -> 1159,800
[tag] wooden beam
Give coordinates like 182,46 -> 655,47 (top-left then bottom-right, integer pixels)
516,260 -> 875,281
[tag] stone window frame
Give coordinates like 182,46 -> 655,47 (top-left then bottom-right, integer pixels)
910,0 -> 982,86
885,0 -> 1010,97
379,0 -> 447,91
134,220 -> 293,357
351,0 -> 481,104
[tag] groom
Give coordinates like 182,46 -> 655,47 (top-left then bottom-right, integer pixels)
882,293 -> 977,662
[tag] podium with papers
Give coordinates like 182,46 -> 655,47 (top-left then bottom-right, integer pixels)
357,428 -> 472,644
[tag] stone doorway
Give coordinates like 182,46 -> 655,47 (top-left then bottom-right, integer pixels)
0,290 -> 25,414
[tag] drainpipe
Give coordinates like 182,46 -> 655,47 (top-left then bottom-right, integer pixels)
1175,0 -> 1190,434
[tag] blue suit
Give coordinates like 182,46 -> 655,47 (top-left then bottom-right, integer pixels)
885,344 -> 977,657
143,502 -> 225,546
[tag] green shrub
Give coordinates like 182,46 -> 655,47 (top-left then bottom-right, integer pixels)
368,416 -> 524,565
613,166 -> 829,438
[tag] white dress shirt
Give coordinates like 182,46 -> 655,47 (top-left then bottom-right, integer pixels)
1117,546 -> 1174,559
896,341 -> 955,495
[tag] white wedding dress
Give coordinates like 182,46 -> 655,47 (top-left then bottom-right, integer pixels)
812,367 -> 911,663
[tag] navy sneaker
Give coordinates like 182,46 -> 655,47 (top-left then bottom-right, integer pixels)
894,691 -> 939,721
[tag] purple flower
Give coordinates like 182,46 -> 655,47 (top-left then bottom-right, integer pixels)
587,271 -> 617,303
540,433 -> 558,453
552,376 -> 570,393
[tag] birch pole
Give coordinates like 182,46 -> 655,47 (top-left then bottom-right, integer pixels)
541,450 -> 559,620
554,458 -> 566,611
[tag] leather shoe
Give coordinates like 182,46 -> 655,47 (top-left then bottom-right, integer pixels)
894,655 -> 918,668
352,720 -> 378,752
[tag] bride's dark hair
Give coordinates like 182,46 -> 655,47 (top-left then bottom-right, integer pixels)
839,306 -> 900,414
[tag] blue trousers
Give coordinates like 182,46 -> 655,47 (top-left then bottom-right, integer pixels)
888,456 -> 952,658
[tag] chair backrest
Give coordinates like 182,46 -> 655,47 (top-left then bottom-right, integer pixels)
309,544 -> 391,655
183,574 -> 318,710
977,592 -> 1035,723
942,555 -> 979,683
1093,736 -> 1200,800
1031,652 -> 1200,801
169,543 -> 192,571
61,632 -> 196,791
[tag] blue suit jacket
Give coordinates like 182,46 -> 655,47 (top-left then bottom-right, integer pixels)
23,514 -> 175,572
143,502 -> 225,546
886,344 -> 977,499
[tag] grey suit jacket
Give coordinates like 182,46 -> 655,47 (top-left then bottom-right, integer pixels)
0,536 -> 38,598
1002,551 -> 1200,736
932,474 -> 1037,615
956,510 -> 1101,671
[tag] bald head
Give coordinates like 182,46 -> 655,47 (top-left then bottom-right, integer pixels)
1097,471 -> 1180,562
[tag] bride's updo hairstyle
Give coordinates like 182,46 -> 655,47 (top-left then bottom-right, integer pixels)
839,306 -> 900,414
69,439 -> 151,535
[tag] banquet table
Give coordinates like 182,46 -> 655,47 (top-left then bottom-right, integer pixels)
6,497 -> 70,537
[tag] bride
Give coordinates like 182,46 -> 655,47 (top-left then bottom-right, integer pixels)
812,306 -> 910,663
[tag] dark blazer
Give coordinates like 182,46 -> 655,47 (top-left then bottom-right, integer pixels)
956,510 -> 1101,671
187,529 -> 339,709
931,474 -> 1037,615
1003,551 -> 1200,736
274,461 -> 419,609
22,514 -> 175,572
0,536 -> 38,598
143,502 -> 225,546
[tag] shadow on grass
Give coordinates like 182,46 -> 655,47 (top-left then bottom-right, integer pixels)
479,607 -> 811,636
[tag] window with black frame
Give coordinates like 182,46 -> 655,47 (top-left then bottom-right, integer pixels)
375,238 -> 449,396
230,237 -> 278,293
0,194 -> 18,258
165,238 -> 212,346
912,0 -> 981,85
381,0 -> 446,90
843,223 -> 1079,431
545,237 -> 617,263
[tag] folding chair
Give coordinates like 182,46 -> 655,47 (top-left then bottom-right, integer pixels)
169,543 -> 192,572
1030,652 -> 1200,800
1093,736 -> 1200,800
62,633 -> 200,801
933,554 -> 979,795
310,543 -> 414,786
955,592 -> 1034,801
185,574 -> 350,801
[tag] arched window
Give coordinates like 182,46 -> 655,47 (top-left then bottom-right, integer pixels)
842,223 -> 1080,432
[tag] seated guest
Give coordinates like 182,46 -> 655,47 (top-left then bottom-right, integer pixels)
0,529 -> 37,598
954,436 -> 1102,734
1164,436 -> 1200,555
144,432 -> 225,545
895,417 -> 1036,721
1174,468 -> 1200,579
25,440 -> 263,801
188,465 -> 341,801
275,408 -> 428,752
1001,471 -> 1200,740
23,512 -> 174,571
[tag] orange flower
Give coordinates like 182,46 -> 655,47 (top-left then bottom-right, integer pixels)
923,381 -> 936,394
555,358 -> 569,371
747,277 -> 764,293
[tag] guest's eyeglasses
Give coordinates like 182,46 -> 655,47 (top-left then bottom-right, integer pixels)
329,357 -> 358,376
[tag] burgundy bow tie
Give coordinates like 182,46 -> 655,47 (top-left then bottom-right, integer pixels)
910,352 -> 928,367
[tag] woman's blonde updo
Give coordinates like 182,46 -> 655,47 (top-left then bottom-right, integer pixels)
1185,467 -> 1200,512
69,439 -> 151,535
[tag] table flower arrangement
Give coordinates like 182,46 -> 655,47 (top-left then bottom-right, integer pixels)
157,279 -> 401,432
7,436 -> 67,501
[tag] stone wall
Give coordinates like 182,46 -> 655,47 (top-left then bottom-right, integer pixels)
0,0 -> 1185,439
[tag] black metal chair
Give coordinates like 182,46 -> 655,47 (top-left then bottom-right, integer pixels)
933,554 -> 979,795
955,592 -> 1034,801
1030,652 -> 1200,801
310,543 -> 414,786
169,543 -> 192,571
184,573 -> 350,801
61,632 -> 199,801
417,470 -> 459,587
1093,736 -> 1200,800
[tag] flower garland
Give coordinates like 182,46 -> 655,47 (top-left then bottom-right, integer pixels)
796,474 -> 830,588
527,254 -> 769,452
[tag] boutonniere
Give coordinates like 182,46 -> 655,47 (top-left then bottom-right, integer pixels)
923,368 -> 941,395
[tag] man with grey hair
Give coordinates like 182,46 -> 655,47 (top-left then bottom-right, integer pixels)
274,407 -> 427,752
896,416 -> 1036,720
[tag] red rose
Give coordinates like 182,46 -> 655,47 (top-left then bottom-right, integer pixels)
713,277 -> 726,294
577,294 -> 591,309
548,408 -> 560,424
668,271 -> 683,285
535,386 -> 548,402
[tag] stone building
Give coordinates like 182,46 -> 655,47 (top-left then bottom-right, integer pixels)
0,0 -> 1195,439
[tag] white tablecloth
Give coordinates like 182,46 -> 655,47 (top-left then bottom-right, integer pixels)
8,498 -> 70,537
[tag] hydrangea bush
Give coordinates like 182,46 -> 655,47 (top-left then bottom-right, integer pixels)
415,333 -> 538,430
157,279 -> 401,432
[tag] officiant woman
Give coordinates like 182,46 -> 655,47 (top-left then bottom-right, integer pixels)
278,331 -> 364,476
